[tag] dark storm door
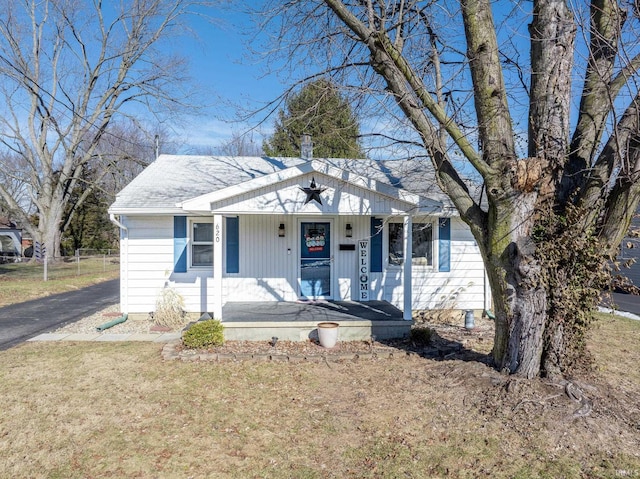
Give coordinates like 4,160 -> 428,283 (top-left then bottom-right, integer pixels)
300,222 -> 331,298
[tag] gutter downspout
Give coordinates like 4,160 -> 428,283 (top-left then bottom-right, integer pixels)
109,214 -> 127,232
109,214 -> 128,316
96,314 -> 128,331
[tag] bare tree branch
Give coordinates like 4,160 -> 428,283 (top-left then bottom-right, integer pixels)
0,0 -> 212,257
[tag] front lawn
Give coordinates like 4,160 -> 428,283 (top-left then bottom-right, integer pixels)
0,312 -> 638,478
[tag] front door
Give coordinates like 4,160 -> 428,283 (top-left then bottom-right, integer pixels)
300,222 -> 331,299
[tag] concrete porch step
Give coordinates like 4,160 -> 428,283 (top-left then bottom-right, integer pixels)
221,319 -> 412,342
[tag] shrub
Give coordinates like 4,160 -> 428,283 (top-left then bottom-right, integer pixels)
182,319 -> 224,349
153,286 -> 187,328
410,327 -> 434,346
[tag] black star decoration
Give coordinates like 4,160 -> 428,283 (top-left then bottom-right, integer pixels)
300,177 -> 326,205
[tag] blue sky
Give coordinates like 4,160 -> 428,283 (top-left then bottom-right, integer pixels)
168,1 -> 589,161
171,2 -> 532,157
171,7 -> 286,151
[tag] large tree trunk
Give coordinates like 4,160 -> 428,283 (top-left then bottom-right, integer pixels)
482,183 -> 548,378
314,0 -> 640,379
488,257 -> 548,378
37,191 -> 65,260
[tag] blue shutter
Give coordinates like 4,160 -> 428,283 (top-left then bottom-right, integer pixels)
370,217 -> 383,273
438,218 -> 451,272
226,216 -> 239,273
174,216 -> 188,273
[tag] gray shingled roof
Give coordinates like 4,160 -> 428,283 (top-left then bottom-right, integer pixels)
109,154 -> 456,213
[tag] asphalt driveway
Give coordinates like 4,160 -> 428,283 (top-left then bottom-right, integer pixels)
0,279 -> 119,351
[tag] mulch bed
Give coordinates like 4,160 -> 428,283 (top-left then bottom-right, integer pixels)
164,316 -> 497,363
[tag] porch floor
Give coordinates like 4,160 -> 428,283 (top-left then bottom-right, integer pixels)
222,300 -> 404,322
219,301 -> 411,342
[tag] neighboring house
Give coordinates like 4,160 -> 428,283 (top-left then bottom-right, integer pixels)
0,218 -> 22,263
108,154 -> 491,340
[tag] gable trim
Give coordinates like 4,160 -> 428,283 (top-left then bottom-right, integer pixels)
178,160 -> 437,213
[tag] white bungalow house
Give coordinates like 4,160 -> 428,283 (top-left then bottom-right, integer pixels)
108,153 -> 491,341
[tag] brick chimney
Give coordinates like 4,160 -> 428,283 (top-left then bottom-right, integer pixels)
301,134 -> 313,159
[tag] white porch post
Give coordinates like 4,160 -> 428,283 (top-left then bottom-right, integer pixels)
403,214 -> 412,320
213,214 -> 223,319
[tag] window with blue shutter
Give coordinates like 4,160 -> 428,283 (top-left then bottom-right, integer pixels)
173,216 -> 187,273
370,217 -> 383,272
191,222 -> 213,267
226,216 -> 239,273
438,218 -> 451,272
388,222 -> 433,266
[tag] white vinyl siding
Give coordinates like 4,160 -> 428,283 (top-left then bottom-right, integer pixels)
122,216 -> 215,314
379,217 -> 486,311
119,215 -> 487,316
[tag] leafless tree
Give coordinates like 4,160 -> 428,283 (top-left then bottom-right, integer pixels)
190,129 -> 265,156
0,152 -> 34,218
256,0 -> 640,378
0,0 -> 212,258
218,130 -> 264,156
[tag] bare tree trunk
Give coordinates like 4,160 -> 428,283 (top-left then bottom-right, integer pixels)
262,0 -> 640,378
486,257 -> 547,378
483,196 -> 547,378
0,0 -> 202,258
37,199 -> 64,260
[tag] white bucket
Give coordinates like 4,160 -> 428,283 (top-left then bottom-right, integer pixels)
317,322 -> 339,348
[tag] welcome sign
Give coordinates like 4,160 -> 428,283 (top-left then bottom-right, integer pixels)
358,240 -> 369,301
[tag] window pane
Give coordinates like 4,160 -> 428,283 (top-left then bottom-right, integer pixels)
193,223 -> 213,242
412,223 -> 433,266
388,222 -> 433,266
192,244 -> 213,267
388,223 -> 404,265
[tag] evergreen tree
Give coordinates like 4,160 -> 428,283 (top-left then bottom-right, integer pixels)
61,183 -> 116,256
264,79 -> 364,158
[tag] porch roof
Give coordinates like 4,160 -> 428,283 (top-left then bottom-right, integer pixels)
109,155 -> 460,216
179,161 -> 444,216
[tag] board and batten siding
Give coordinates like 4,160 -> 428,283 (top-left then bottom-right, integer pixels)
223,214 -> 372,302
224,214 -> 298,301
223,215 -> 487,311
372,217 -> 486,311
121,214 -> 488,316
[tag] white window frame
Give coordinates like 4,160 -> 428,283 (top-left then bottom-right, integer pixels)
189,219 -> 213,269
387,220 -> 434,268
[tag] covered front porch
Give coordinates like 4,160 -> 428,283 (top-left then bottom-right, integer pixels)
219,300 -> 412,342
176,161 -> 436,326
